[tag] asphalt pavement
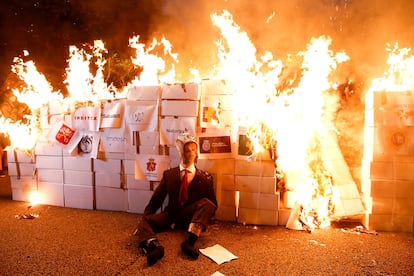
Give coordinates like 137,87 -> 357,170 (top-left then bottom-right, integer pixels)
0,197 -> 413,276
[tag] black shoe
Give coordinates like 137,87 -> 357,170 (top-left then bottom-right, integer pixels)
140,239 -> 164,265
147,245 -> 164,265
181,240 -> 199,259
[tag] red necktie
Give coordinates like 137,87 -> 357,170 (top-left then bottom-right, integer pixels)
179,169 -> 189,205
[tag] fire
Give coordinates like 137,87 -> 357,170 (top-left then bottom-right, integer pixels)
364,44 -> 414,169
129,35 -> 180,85
65,40 -> 117,103
211,10 -> 347,229
11,51 -> 60,109
1,9 -> 395,229
28,190 -> 42,205
369,44 -> 414,92
0,116 -> 38,152
0,51 -> 58,151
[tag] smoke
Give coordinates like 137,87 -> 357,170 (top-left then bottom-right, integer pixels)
1,0 -> 412,168
142,0 -> 414,85
1,0 -> 413,88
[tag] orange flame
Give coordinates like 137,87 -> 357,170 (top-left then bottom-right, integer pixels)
64,40 -> 117,103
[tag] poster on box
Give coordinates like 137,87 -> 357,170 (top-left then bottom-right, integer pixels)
199,136 -> 232,154
237,127 -> 253,158
135,154 -> 170,181
238,134 -> 253,156
125,100 -> 158,131
100,126 -> 129,153
160,116 -> 197,146
75,131 -> 100,158
101,100 -> 124,128
72,105 -> 101,131
200,96 -> 220,128
48,121 -> 82,153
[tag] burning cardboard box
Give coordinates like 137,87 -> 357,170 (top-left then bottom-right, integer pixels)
161,83 -> 200,100
363,90 -> 414,232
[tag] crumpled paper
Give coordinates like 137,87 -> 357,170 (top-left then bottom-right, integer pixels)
15,206 -> 39,219
199,244 -> 238,265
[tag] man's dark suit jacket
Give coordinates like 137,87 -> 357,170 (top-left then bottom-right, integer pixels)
143,166 -> 217,220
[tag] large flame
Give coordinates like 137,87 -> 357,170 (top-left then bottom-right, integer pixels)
64,40 -> 117,103
369,44 -> 414,92
129,35 -> 180,85
364,44 -> 414,164
211,10 -> 347,228
2,9 -> 410,228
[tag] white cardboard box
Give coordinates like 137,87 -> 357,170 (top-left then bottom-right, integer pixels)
235,175 -> 276,194
34,141 -> 63,156
10,176 -> 37,189
36,155 -> 63,169
161,100 -> 199,117
127,85 -> 161,101
37,181 -> 64,207
6,150 -> 34,163
64,184 -> 94,210
127,189 -> 153,213
123,159 -> 135,174
161,83 -> 200,100
239,192 -> 280,211
63,156 -> 93,171
238,207 -> 278,226
139,145 -> 160,155
95,186 -> 128,211
201,79 -> 233,95
139,131 -> 160,146
234,159 -> 275,177
8,162 -> 36,176
12,188 -> 37,202
126,174 -> 151,190
94,158 -> 121,173
63,170 -> 94,186
95,172 -> 122,188
159,116 -> 197,146
37,169 -> 64,183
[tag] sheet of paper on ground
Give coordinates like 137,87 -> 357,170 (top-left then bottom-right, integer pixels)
200,244 -> 238,265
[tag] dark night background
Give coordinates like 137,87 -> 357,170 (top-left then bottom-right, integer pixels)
1,0 -> 414,93
0,0 -> 413,169
0,0 -> 162,92
1,0 -> 414,128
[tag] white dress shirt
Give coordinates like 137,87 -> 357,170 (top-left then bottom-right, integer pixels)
179,164 -> 195,184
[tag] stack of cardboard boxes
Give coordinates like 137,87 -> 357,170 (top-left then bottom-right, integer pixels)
8,80 -> 282,226
363,90 -> 414,232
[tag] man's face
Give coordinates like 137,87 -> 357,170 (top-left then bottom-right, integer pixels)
183,142 -> 197,165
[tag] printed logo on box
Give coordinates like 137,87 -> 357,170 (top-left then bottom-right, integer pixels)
146,158 -> 157,172
199,136 -> 231,154
56,124 -> 76,145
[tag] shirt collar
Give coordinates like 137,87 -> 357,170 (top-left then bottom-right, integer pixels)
180,163 -> 195,174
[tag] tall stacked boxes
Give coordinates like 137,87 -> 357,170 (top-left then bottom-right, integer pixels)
7,149 -> 37,202
124,157 -> 152,214
35,141 -> 64,207
63,154 -> 94,210
160,83 -> 199,168
9,81 -> 283,228
125,86 -> 161,213
199,79 -> 234,131
94,157 -> 127,211
197,79 -> 237,221
363,90 -> 414,232
197,158 -> 236,222
235,159 -> 279,225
